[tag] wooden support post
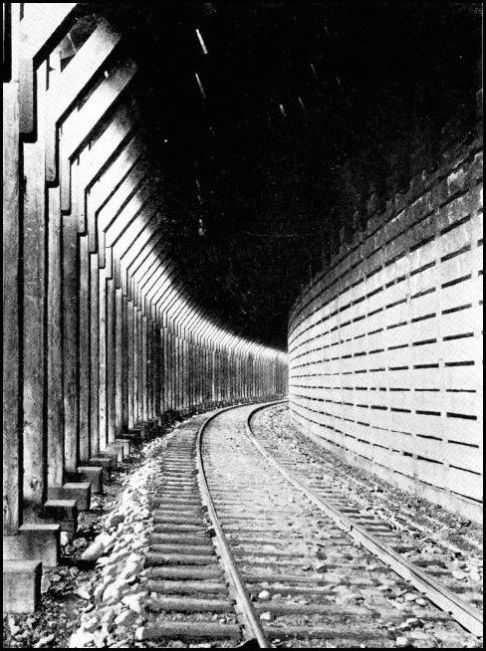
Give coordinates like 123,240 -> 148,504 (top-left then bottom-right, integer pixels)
89,252 -> 100,457
141,314 -> 147,422
22,61 -> 48,520
78,235 -> 90,461
121,293 -> 130,431
134,308 -> 141,424
106,276 -> 116,445
3,4 -> 22,534
47,181 -> 64,487
62,161 -> 80,473
115,287 -> 124,436
127,300 -> 135,429
98,264 -> 108,451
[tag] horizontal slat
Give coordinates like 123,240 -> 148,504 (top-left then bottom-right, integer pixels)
447,467 -> 483,501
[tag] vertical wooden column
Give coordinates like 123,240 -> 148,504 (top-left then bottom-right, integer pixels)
152,318 -> 160,419
62,158 -> 80,472
47,181 -> 64,486
46,52 -> 64,487
167,328 -> 173,413
106,276 -> 116,445
127,299 -> 135,429
78,235 -> 91,461
142,314 -> 148,421
145,312 -> 151,421
171,329 -> 177,413
98,264 -> 108,451
121,293 -> 130,430
3,4 -> 22,534
132,304 -> 138,425
115,287 -> 124,435
160,325 -> 167,417
160,321 -> 166,418
138,308 -> 144,422
89,252 -> 100,456
173,332 -> 179,412
22,61 -> 48,519
135,305 -> 143,423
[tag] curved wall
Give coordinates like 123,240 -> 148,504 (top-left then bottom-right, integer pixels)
289,133 -> 483,521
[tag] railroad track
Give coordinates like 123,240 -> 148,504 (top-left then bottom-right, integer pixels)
138,403 -> 482,648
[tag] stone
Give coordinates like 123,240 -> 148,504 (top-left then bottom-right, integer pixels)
122,593 -> 146,614
115,609 -> 137,626
105,512 -> 125,530
410,631 -> 431,641
8,616 -> 21,636
74,584 -> 91,600
33,634 -> 55,648
395,636 -> 410,647
101,609 -> 116,625
82,617 -> 99,633
103,582 -> 124,603
41,574 -> 51,594
68,631 -> 95,648
404,592 -> 417,601
81,532 -> 114,561
93,630 -> 107,648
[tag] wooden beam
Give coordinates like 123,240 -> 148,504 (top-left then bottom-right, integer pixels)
21,3 -> 78,58
87,134 -> 143,251
19,3 -> 78,135
114,210 -> 161,289
65,99 -> 140,222
45,18 -> 122,182
124,237 -> 167,296
59,58 -> 138,212
96,161 -> 149,239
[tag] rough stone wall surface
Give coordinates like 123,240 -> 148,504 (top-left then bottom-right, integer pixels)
288,133 -> 483,519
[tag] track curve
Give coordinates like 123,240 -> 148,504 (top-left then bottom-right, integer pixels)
198,401 -> 481,647
138,402 -> 481,648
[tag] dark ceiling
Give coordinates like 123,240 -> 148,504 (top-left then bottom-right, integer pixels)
83,2 -> 481,349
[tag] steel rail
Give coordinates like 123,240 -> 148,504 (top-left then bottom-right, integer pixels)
245,401 -> 483,638
195,404 -> 271,648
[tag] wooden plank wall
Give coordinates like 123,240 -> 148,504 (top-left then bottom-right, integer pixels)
2,5 -> 288,536
288,121 -> 483,522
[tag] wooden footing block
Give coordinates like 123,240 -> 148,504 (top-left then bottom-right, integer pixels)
114,439 -> 131,457
3,524 -> 60,567
68,466 -> 104,495
106,442 -> 124,462
42,499 -> 78,536
48,482 -> 91,511
3,560 -> 42,613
